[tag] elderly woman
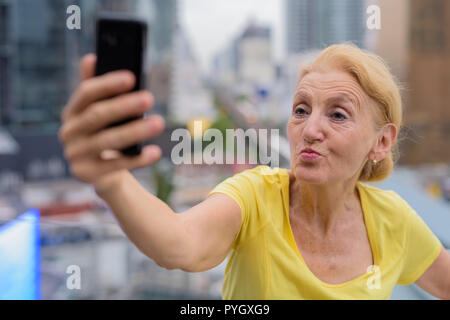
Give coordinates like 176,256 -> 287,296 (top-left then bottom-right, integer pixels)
59,44 -> 450,299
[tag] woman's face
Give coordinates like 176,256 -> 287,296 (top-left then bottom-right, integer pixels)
287,70 -> 379,185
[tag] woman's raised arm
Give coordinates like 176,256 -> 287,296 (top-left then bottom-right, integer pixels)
59,55 -> 242,272
94,172 -> 242,272
175,193 -> 242,272
415,247 -> 450,299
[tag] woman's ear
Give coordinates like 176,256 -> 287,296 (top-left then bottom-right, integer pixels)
372,123 -> 397,161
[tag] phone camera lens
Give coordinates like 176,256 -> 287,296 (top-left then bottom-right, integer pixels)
103,34 -> 117,47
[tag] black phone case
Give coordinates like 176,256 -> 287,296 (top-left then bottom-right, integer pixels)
94,13 -> 148,156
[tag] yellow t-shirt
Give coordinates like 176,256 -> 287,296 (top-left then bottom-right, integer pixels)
207,165 -> 443,300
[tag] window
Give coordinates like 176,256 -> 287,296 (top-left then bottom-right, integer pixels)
411,0 -> 445,53
0,4 -> 8,44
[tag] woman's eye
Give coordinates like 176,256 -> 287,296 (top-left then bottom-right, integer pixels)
331,111 -> 347,121
294,107 -> 308,116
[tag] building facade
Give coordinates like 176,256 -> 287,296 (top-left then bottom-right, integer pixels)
401,0 -> 450,165
0,0 -> 178,186
285,0 -> 366,54
237,23 -> 274,85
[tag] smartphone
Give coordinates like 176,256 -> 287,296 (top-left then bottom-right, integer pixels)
94,13 -> 148,156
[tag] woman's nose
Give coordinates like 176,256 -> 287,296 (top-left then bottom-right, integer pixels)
302,111 -> 325,143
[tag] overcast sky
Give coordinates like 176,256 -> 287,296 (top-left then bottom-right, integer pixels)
180,0 -> 284,73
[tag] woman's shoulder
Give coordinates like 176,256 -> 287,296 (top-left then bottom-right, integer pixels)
358,182 -> 407,204
244,165 -> 289,187
234,165 -> 288,183
218,165 -> 288,199
357,181 -> 412,222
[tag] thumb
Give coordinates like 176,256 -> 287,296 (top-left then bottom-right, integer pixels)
80,53 -> 97,80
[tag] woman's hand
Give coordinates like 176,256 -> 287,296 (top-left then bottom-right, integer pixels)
58,54 -> 165,192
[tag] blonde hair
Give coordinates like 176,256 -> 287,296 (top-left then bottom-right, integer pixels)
298,43 -> 403,182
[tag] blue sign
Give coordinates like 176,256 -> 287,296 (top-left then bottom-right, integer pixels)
0,208 -> 41,300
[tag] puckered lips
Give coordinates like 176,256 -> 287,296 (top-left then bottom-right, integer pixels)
300,147 -> 322,161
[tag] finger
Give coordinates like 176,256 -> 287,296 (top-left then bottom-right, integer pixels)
99,145 -> 162,173
80,54 -> 97,81
62,70 -> 135,123
59,91 -> 153,144
64,115 -> 165,161
100,145 -> 162,165
75,145 -> 162,181
99,149 -> 122,160
61,54 -> 97,123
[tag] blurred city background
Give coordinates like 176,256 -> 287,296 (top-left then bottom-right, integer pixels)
0,0 -> 449,299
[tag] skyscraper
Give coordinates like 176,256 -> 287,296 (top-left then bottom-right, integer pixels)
0,0 -> 177,133
0,0 -> 13,126
0,0 -> 178,183
402,0 -> 450,164
147,0 -> 178,118
285,0 -> 366,54
372,0 -> 410,83
150,0 -> 177,65
237,22 -> 274,85
0,0 -> 77,132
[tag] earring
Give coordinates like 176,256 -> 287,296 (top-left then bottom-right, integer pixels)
372,159 -> 377,165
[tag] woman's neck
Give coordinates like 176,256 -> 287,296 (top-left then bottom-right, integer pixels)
288,172 -> 361,236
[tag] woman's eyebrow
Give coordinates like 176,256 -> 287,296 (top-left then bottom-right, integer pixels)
293,90 -> 361,112
326,94 -> 360,112
293,90 -> 312,103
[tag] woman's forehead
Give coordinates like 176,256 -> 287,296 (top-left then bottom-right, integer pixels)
296,71 -> 368,107
298,70 -> 361,90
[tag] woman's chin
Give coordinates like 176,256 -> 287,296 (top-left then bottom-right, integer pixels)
292,166 -> 328,184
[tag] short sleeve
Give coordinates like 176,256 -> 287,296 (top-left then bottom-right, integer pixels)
207,169 -> 260,250
397,205 -> 443,285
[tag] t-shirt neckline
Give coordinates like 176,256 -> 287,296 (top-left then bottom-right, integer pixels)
279,167 -> 380,288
